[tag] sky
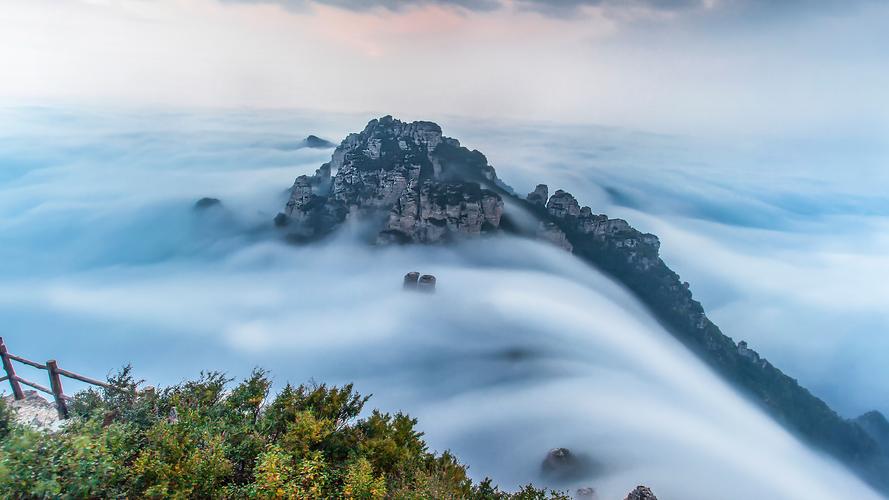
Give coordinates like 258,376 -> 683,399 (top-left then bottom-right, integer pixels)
1,0 -> 888,136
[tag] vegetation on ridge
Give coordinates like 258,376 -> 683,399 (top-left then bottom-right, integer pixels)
0,367 -> 568,499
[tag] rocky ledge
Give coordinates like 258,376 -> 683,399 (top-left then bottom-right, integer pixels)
3,390 -> 62,431
276,116 -> 889,494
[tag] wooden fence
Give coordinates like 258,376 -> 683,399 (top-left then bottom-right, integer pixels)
0,337 -> 112,419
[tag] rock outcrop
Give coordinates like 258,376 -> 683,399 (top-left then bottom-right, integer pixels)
277,116 -> 503,243
3,390 -> 62,430
624,485 -> 658,500
303,134 -> 335,149
853,410 -> 889,454
277,116 -> 889,495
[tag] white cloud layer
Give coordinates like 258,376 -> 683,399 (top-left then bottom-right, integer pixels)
0,107 -> 886,498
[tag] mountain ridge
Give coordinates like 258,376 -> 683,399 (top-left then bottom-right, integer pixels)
274,115 -> 889,494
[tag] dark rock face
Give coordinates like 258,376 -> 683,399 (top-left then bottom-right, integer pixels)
403,272 -> 420,289
277,116 -> 889,494
527,184 -> 548,206
193,197 -> 222,210
532,190 -> 889,492
624,485 -> 658,500
853,411 -> 889,453
417,274 -> 436,292
278,116 -> 503,243
303,135 -> 335,149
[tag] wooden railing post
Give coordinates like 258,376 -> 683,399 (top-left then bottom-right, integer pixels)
46,360 -> 69,419
0,337 -> 24,400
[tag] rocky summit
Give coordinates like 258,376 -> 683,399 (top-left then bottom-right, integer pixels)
277,116 -> 503,244
278,116 -> 889,494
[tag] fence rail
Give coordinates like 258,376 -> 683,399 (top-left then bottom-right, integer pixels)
0,337 -> 112,419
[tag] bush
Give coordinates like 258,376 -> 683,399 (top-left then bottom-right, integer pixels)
0,369 -> 568,499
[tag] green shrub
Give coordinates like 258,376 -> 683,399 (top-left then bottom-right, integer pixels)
0,368 -> 567,499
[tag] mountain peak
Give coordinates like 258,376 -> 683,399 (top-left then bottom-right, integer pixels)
274,117 -> 889,494
277,116 -> 502,243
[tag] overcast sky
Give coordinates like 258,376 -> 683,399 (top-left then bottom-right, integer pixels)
2,0 -> 887,136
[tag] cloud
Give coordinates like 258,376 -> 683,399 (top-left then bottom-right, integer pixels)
440,114 -> 889,418
0,107 -> 885,499
218,0 -> 878,20
218,0 -> 502,13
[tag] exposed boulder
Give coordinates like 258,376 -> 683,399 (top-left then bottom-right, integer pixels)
403,271 -> 420,289
418,274 -> 436,292
624,485 -> 657,500
547,189 -> 581,218
3,390 -> 62,431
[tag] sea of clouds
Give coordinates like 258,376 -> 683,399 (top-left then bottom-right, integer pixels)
0,106 -> 886,499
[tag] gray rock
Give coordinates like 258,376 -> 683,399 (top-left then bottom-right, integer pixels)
279,116 -> 503,243
403,272 -> 420,289
418,274 -> 436,292
3,390 -> 62,431
624,485 -> 658,500
547,189 -> 581,218
527,184 -> 548,206
537,221 -> 573,252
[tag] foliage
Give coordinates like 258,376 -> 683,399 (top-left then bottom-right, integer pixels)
0,369 -> 568,499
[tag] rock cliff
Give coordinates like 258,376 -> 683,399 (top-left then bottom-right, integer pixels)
277,116 -> 889,494
277,116 -> 503,244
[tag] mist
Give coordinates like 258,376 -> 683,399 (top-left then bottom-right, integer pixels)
444,117 -> 889,419
0,107 -> 884,499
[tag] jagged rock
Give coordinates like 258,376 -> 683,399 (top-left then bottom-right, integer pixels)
737,341 -> 761,362
278,116 -> 503,243
193,197 -> 222,210
624,485 -> 657,500
527,184 -> 548,206
547,189 -> 581,218
403,272 -> 420,289
537,221 -> 573,252
418,274 -> 436,292
853,411 -> 889,453
3,390 -> 62,430
382,181 -> 502,244
303,135 -> 335,149
272,117 -> 889,494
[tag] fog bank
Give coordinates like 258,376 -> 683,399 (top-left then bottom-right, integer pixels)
0,107 -> 884,499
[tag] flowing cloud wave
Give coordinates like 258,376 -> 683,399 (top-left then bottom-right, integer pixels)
442,115 -> 889,418
0,107 -> 886,498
